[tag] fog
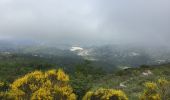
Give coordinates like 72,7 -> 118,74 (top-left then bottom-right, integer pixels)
0,0 -> 170,47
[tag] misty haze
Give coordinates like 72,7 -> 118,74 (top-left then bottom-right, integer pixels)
0,0 -> 170,100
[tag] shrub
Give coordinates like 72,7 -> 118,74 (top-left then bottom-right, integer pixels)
7,69 -> 76,100
140,78 -> 170,100
83,88 -> 128,100
157,78 -> 170,100
140,82 -> 161,100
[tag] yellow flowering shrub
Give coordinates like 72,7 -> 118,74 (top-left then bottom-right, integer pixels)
140,82 -> 161,100
52,85 -> 76,100
31,80 -> 76,100
7,69 -> 76,100
140,78 -> 170,100
57,69 -> 69,82
145,82 -> 157,90
83,88 -> 128,100
157,78 -> 170,100
31,87 -> 53,100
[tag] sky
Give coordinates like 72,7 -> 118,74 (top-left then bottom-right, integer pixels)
0,0 -> 170,46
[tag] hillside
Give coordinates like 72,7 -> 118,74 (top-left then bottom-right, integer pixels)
0,55 -> 169,100
1,43 -> 170,71
0,44 -> 170,99
90,63 -> 170,99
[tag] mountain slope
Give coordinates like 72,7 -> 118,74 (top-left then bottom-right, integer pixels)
90,63 -> 170,99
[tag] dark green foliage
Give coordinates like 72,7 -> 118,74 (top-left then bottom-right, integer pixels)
71,73 -> 92,100
70,60 -> 105,100
73,60 -> 105,77
0,52 -> 83,82
140,65 -> 150,69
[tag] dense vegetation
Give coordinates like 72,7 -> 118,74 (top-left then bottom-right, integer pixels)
0,52 -> 170,100
0,67 -> 170,100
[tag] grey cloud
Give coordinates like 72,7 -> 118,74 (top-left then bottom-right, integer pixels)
0,0 -> 170,46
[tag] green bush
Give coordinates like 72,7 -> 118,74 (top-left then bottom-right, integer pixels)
83,88 -> 128,100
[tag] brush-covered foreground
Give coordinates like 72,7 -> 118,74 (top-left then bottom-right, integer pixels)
0,64 -> 170,100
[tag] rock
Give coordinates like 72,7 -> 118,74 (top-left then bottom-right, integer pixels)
142,70 -> 153,76
119,83 -> 127,88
